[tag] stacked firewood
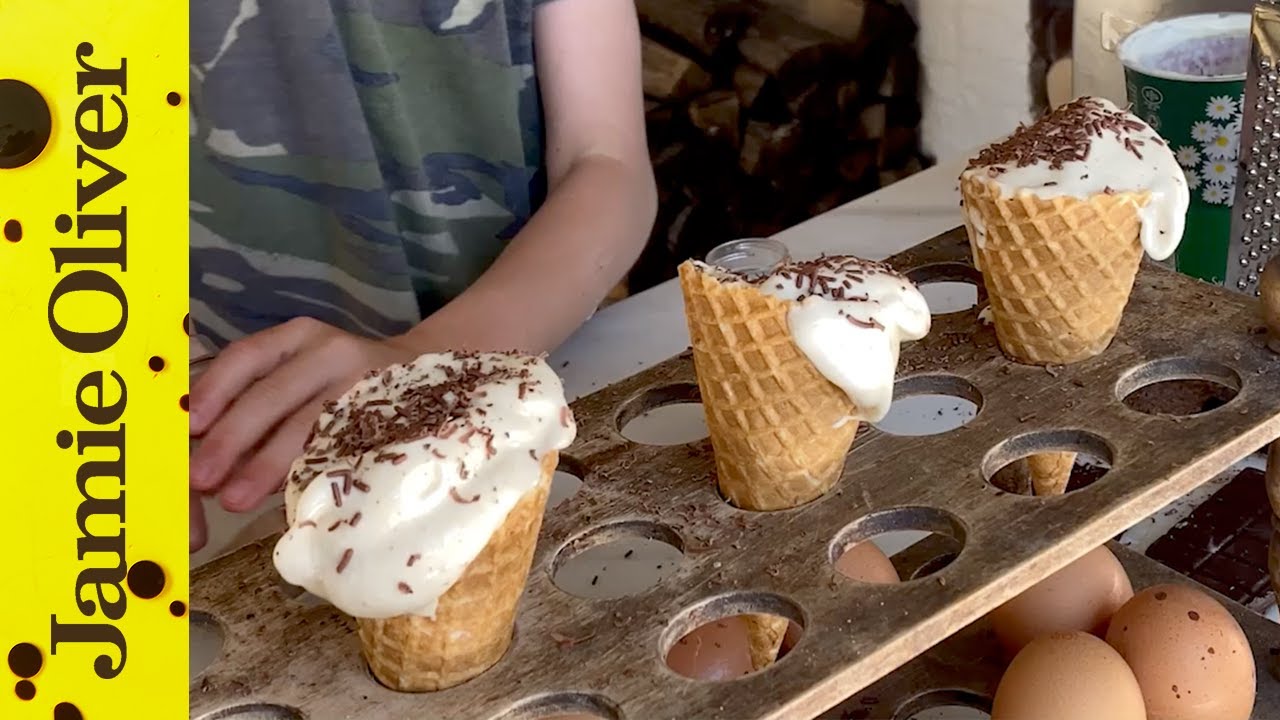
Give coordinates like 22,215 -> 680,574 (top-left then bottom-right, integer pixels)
627,0 -> 928,294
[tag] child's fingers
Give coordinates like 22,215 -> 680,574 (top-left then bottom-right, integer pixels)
219,401 -> 321,513
189,317 -> 322,435
189,347 -> 335,492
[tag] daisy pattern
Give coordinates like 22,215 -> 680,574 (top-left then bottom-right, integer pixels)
1175,146 -> 1201,168
1184,168 -> 1202,190
1202,158 -> 1236,186
1191,121 -> 1218,142
1203,128 -> 1239,160
1202,185 -> 1231,205
1206,95 -> 1238,120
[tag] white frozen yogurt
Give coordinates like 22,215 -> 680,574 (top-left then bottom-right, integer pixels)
961,96 -> 1189,261
272,351 -> 576,619
698,256 -> 932,423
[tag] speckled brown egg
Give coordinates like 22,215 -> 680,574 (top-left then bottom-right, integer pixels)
666,615 -> 754,680
834,540 -> 901,584
1105,583 -> 1255,720
989,545 -> 1133,657
992,631 -> 1146,720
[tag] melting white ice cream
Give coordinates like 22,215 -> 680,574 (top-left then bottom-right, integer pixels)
272,351 -> 576,619
961,96 -> 1189,261
699,256 -> 932,423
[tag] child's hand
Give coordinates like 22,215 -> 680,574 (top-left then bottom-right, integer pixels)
188,318 -> 422,549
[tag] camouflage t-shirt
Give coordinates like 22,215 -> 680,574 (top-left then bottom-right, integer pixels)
190,0 -> 553,347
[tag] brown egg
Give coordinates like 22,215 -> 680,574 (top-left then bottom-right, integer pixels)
834,540 -> 901,583
1106,583 -> 1255,720
666,615 -> 754,680
992,631 -> 1146,720
990,545 -> 1133,657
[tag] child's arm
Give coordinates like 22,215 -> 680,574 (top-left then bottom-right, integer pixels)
189,0 -> 654,549
403,0 -> 656,354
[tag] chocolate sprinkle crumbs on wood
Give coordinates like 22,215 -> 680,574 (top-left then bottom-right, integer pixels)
969,97 -> 1149,171
450,487 -> 480,504
336,548 -> 353,574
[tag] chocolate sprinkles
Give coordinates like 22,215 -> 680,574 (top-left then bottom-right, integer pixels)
450,487 -> 480,504
336,548 -> 353,574
968,97 -> 1150,171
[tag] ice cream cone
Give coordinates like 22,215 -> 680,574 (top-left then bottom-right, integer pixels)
960,174 -> 1147,366
679,261 -> 861,669
1027,451 -> 1075,496
286,452 -> 556,692
678,261 -> 861,511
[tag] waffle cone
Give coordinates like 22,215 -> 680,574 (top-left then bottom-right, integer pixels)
286,452 -> 556,692
679,261 -> 858,668
678,261 -> 860,511
1027,451 -> 1075,496
959,174 -> 1147,365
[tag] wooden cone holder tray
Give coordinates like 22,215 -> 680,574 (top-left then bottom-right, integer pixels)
190,227 -> 1280,720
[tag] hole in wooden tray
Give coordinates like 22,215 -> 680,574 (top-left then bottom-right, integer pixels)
499,692 -> 622,720
615,383 -> 708,445
905,262 -> 984,315
194,704 -> 306,720
190,611 -> 224,683
548,455 -> 586,512
1116,357 -> 1242,417
830,507 -> 966,581
983,430 -> 1115,496
551,521 -> 684,599
661,593 -> 806,681
873,375 -> 983,436
894,689 -> 993,720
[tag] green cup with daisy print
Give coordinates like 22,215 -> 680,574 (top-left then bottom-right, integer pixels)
1116,12 -> 1251,285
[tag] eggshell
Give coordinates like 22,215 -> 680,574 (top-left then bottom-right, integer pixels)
666,615 -> 754,680
989,545 -> 1133,657
992,631 -> 1146,720
834,540 -> 901,583
1105,583 -> 1255,720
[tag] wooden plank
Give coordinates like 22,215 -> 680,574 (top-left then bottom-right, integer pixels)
635,0 -> 752,61
765,0 -> 871,41
641,39 -> 713,101
687,90 -> 742,149
190,226 -> 1280,720
820,542 -> 1280,719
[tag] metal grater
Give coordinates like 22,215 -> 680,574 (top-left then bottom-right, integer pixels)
1229,2 -> 1280,294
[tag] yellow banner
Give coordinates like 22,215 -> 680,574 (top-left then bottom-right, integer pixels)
0,2 -> 189,718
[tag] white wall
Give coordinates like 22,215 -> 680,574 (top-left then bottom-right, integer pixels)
906,0 -> 1036,162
